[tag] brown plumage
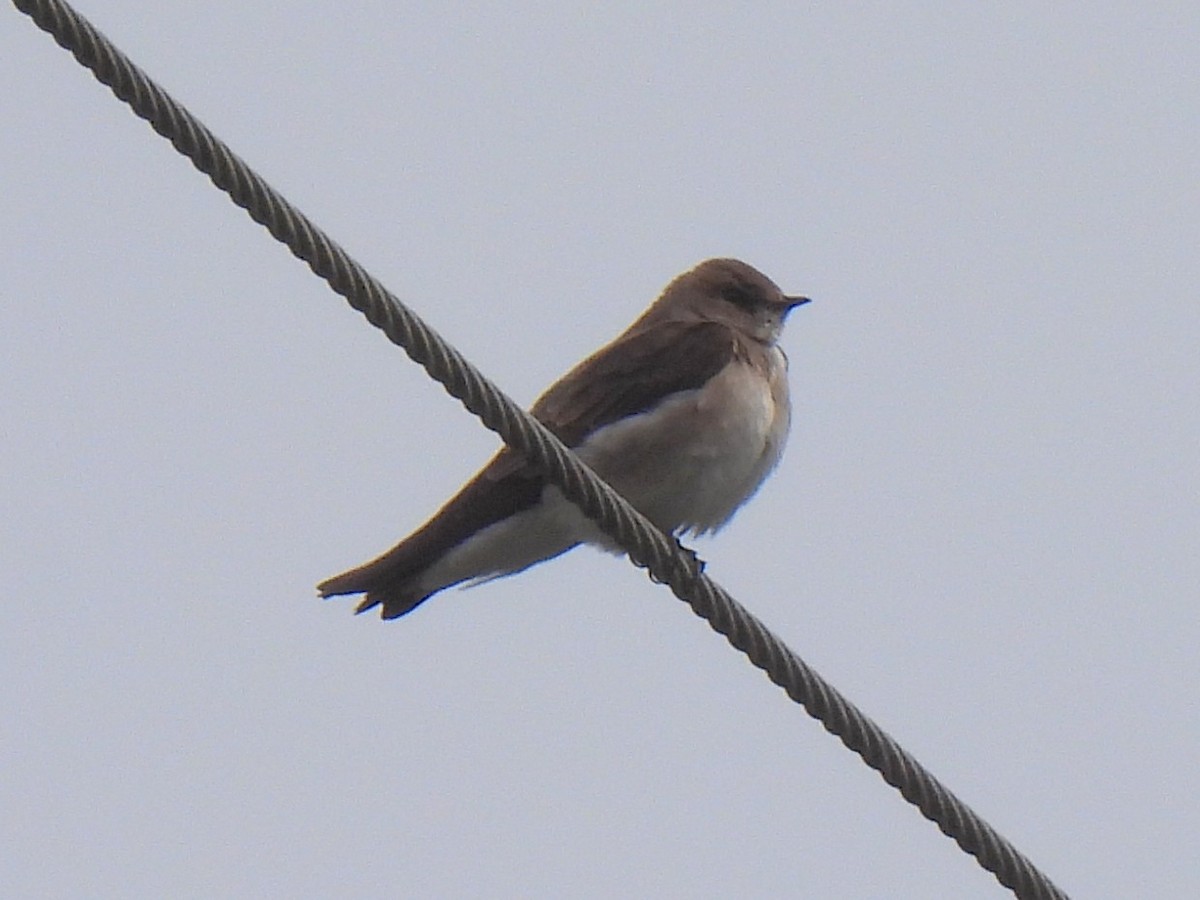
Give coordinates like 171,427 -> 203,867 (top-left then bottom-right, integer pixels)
318,258 -> 808,619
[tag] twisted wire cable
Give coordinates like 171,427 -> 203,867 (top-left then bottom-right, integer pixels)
13,1 -> 1069,897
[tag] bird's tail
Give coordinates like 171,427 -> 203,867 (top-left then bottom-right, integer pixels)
318,546 -> 434,619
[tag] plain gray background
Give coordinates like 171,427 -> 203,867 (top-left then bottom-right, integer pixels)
3,3 -> 1197,897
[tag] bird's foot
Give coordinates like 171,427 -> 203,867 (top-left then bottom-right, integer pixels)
674,537 -> 706,575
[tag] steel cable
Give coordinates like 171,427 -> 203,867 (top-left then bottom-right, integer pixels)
13,1 -> 1068,897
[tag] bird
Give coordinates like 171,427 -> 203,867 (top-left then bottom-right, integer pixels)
319,258 -> 809,619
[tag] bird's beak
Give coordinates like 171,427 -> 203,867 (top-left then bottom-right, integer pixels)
785,295 -> 812,310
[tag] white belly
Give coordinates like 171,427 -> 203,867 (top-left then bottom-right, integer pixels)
575,354 -> 791,535
414,355 -> 791,596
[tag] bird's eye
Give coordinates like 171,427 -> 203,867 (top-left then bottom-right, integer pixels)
721,283 -> 760,310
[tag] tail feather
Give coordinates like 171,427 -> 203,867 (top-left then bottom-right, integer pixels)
318,447 -> 546,621
318,553 -> 433,620
354,584 -> 434,620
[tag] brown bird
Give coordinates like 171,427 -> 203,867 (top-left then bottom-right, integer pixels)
319,258 -> 809,618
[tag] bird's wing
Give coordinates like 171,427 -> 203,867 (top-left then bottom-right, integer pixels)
531,318 -> 740,446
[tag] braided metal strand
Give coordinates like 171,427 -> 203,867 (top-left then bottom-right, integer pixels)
14,1 -> 1069,897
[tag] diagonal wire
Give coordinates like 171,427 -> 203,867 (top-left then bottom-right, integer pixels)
13,1 -> 1069,897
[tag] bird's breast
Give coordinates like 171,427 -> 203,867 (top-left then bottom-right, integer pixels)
575,349 -> 791,535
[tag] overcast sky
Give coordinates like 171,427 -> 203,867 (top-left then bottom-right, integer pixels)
3,3 -> 1198,898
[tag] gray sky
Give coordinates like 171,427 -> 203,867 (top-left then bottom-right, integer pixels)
3,3 -> 1197,897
